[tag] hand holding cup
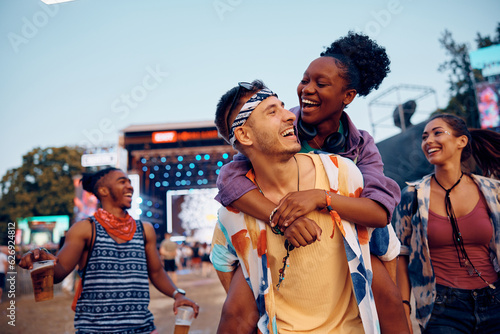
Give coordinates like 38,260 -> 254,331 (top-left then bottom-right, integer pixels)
19,247 -> 57,270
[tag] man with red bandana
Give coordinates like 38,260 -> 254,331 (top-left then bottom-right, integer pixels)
19,167 -> 199,334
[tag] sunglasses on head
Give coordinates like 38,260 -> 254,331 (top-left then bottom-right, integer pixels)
227,82 -> 255,130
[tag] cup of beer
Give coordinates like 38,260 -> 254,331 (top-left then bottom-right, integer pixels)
30,260 -> 55,302
174,305 -> 195,334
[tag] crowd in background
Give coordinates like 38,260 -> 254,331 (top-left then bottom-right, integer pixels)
160,237 -> 213,278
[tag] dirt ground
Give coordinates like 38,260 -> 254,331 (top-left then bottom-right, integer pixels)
1,266 -> 421,333
0,268 -> 226,334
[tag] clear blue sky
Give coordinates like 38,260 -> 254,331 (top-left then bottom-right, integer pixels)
1,0 -> 499,180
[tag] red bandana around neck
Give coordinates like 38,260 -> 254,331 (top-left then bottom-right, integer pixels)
94,208 -> 137,241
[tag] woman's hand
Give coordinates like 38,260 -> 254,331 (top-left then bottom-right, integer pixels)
271,189 -> 326,229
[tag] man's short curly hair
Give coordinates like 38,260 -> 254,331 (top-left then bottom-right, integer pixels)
320,31 -> 390,97
81,167 -> 120,199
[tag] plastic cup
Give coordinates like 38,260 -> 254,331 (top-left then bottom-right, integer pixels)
30,260 -> 55,302
174,306 -> 195,334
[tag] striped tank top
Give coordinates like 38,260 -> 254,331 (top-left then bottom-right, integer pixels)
74,217 -> 156,333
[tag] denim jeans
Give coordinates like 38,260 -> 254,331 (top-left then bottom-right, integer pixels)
423,280 -> 500,334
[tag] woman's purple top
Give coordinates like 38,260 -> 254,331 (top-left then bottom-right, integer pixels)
215,107 -> 401,222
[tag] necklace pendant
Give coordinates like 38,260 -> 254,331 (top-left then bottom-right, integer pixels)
462,259 -> 475,276
276,270 -> 285,290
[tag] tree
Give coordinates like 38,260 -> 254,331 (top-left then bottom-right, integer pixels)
0,146 -> 84,223
437,22 -> 500,127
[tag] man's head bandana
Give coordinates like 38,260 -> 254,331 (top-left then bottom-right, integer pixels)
228,88 -> 277,146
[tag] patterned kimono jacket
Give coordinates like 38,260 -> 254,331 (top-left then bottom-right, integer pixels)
394,173 -> 500,329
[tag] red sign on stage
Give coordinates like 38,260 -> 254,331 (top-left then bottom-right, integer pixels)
152,130 -> 218,143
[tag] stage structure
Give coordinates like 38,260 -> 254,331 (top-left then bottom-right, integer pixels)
369,84 -> 438,190
368,84 -> 438,141
120,120 -> 237,242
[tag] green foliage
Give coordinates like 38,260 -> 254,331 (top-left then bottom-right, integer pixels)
476,22 -> 500,48
437,22 -> 500,127
0,146 -> 84,223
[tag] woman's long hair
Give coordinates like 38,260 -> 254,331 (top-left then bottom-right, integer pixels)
429,114 -> 500,179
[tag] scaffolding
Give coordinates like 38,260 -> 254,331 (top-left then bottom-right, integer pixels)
368,84 -> 439,141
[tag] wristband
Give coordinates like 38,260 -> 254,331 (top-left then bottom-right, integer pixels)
402,300 -> 411,314
269,207 -> 284,235
325,190 -> 334,212
269,207 -> 278,225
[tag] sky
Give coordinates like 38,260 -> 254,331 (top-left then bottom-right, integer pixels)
1,0 -> 499,180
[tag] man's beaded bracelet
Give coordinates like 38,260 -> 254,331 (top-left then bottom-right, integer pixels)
269,207 -> 284,235
269,207 -> 278,224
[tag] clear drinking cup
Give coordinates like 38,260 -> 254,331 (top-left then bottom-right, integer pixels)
174,305 -> 195,334
30,260 -> 55,302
